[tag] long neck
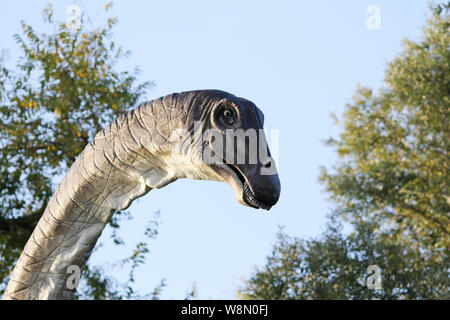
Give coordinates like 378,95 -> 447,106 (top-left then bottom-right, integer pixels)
3,104 -> 180,300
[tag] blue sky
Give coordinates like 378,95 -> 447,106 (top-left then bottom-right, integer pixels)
1,0 -> 431,299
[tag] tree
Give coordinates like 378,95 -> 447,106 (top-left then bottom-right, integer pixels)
241,3 -> 449,299
240,214 -> 449,300
0,3 -> 158,298
320,1 -> 449,261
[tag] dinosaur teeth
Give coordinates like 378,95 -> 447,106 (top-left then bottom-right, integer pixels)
243,182 -> 270,210
224,163 -> 271,210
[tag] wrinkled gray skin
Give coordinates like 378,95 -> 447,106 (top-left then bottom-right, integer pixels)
3,90 -> 280,300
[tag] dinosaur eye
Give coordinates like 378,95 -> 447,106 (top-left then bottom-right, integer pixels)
221,108 -> 235,125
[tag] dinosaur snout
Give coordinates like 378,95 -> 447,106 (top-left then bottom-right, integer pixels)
256,179 -> 281,208
244,171 -> 281,210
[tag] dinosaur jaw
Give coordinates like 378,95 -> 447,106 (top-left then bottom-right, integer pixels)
225,164 -> 273,210
242,181 -> 272,210
213,163 -> 274,210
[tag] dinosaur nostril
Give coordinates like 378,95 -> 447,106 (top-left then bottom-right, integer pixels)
263,160 -> 272,168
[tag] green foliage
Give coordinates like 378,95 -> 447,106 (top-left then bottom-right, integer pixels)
320,3 -> 449,258
242,3 -> 449,299
240,215 -> 449,300
0,3 -> 155,298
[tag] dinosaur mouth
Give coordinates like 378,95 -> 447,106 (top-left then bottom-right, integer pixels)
225,164 -> 272,210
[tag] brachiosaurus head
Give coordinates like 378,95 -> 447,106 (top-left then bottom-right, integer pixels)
166,90 -> 280,210
3,90 -> 281,300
